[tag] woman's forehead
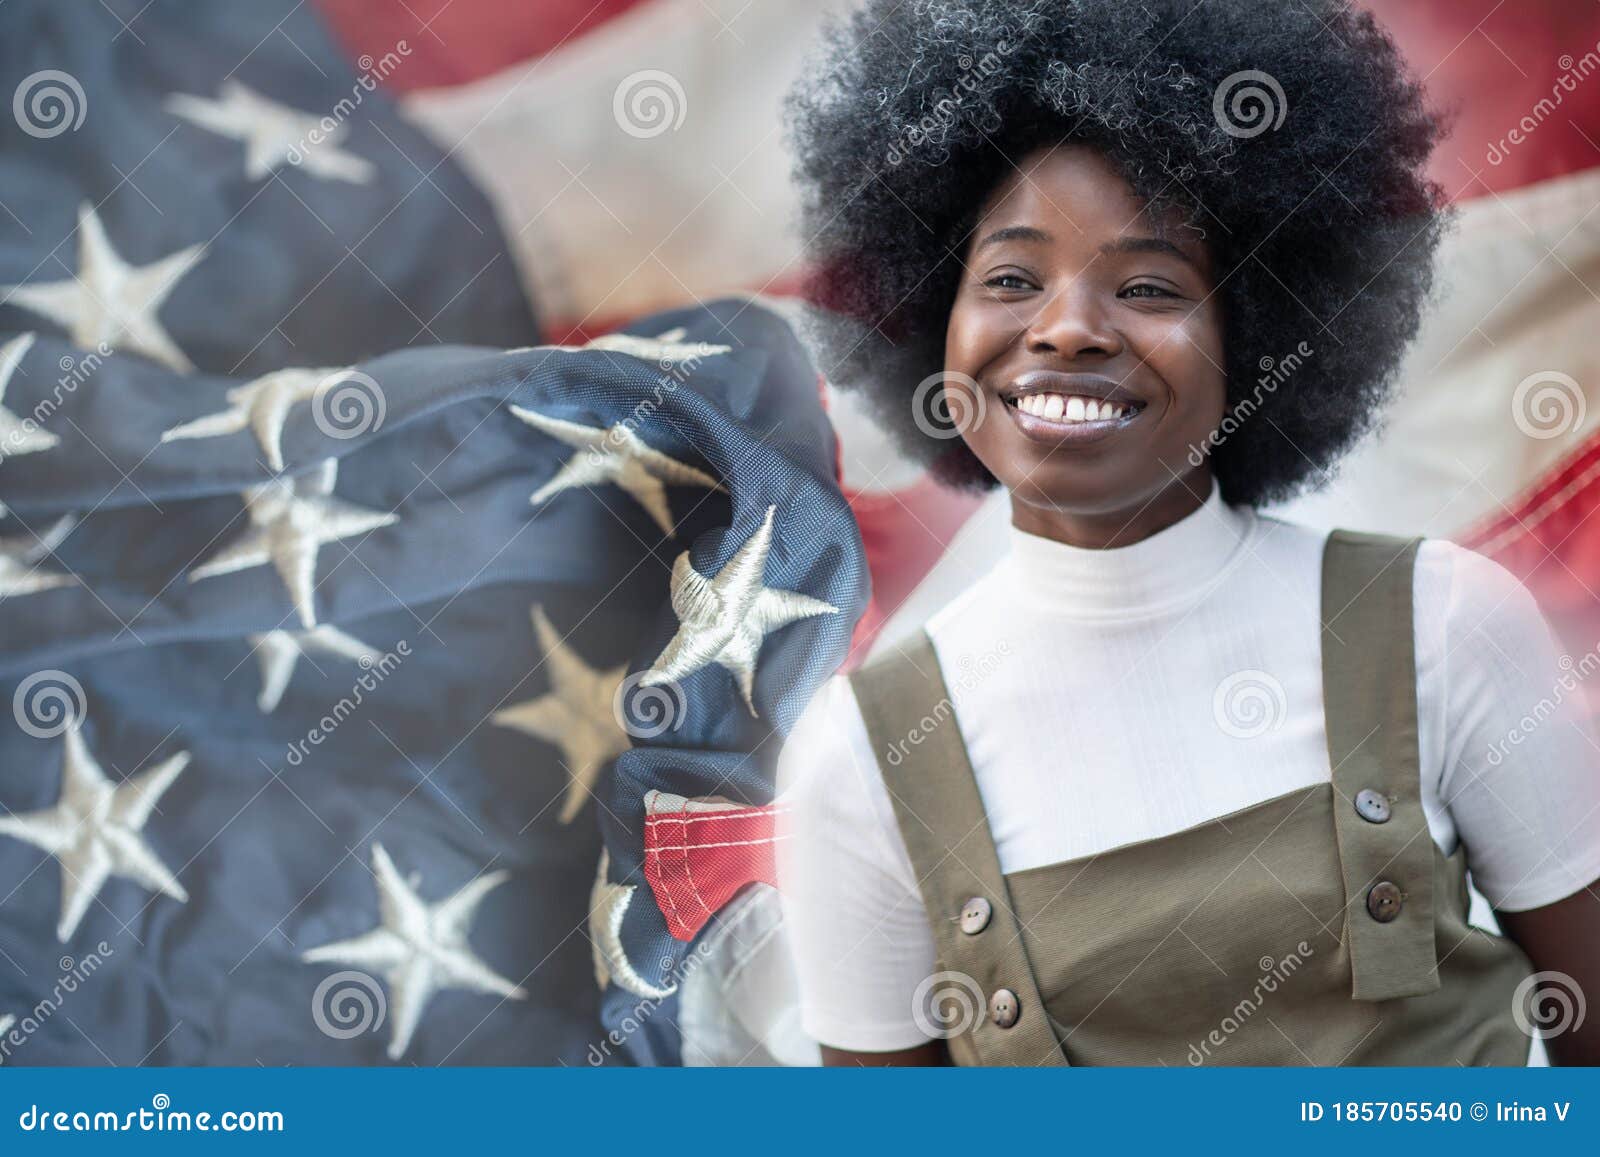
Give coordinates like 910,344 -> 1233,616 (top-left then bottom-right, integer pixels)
972,146 -> 1208,259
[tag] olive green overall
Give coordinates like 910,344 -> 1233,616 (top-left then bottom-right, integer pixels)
848,531 -> 1535,1066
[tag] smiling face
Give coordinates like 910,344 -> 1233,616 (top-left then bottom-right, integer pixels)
944,143 -> 1227,546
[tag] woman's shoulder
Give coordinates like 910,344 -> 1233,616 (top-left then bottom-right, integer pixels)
1410,536 -> 1556,663
1243,513 -> 1553,660
1411,535 -> 1531,598
1253,510 -> 1542,612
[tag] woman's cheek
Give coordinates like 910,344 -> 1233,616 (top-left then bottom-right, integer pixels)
1158,315 -> 1226,400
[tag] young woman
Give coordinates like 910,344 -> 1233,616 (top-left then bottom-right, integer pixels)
774,0 -> 1600,1066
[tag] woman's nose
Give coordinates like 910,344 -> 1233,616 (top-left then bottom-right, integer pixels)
1024,287 -> 1122,359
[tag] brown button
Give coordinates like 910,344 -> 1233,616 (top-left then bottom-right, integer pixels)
959,896 -> 992,935
988,987 -> 1020,1029
1354,788 -> 1391,824
1366,880 -> 1403,922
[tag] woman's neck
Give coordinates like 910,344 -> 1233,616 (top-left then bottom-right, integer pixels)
1000,476 -> 1254,619
1009,472 -> 1215,550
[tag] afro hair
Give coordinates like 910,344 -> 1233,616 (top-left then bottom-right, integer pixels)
783,0 -> 1449,506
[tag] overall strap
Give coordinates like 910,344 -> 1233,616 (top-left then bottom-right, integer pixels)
1320,529 -> 1440,1002
849,632 -> 1068,1066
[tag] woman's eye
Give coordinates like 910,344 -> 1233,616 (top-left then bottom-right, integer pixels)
984,274 -> 1032,291
1121,283 -> 1178,299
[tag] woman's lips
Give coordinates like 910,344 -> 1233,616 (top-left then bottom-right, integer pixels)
1002,392 -> 1144,444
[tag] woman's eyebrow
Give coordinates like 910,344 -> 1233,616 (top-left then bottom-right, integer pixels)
973,226 -> 1201,270
1101,235 -> 1199,268
973,224 -> 1051,252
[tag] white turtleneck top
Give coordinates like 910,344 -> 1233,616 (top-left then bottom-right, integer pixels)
774,480 -> 1600,1053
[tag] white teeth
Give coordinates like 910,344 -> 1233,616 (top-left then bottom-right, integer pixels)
1013,393 -> 1133,423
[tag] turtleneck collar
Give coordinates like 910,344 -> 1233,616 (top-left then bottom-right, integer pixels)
998,479 -> 1257,619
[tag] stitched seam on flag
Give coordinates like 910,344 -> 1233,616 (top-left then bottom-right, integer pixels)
646,808 -> 780,935
642,793 -> 764,818
644,829 -> 783,936
644,806 -> 788,826
645,817 -> 783,837
647,836 -> 789,852
657,818 -> 694,933
644,841 -> 691,939
680,826 -> 719,926
685,842 -> 778,936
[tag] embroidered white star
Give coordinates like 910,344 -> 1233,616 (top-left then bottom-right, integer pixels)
643,504 -> 838,715
492,606 -> 628,825
0,204 -> 204,373
301,842 -> 526,1060
166,80 -> 374,185
509,325 -> 732,364
249,625 -> 380,713
0,515 -> 78,599
161,366 -> 343,473
0,333 -> 60,462
589,849 -> 675,1000
0,723 -> 189,943
188,459 -> 397,629
509,404 -> 723,537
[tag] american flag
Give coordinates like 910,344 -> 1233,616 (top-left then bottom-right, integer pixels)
0,0 -> 865,1067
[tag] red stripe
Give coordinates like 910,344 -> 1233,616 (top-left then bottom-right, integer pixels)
842,477 -> 985,669
1366,0 -> 1600,201
1459,429 -> 1600,666
312,0 -> 652,92
643,803 -> 781,941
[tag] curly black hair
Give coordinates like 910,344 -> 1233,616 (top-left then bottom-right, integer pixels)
783,0 -> 1448,506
